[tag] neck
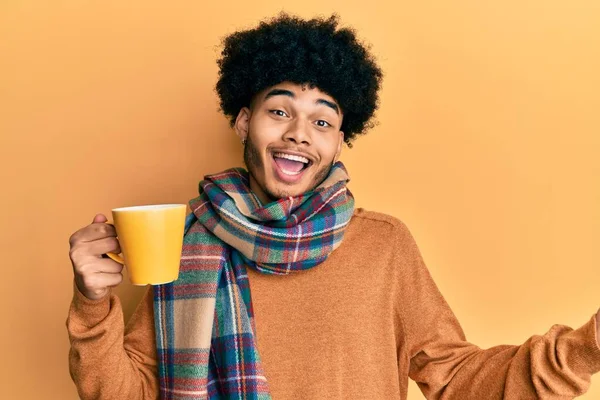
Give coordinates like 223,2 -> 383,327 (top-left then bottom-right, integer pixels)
249,175 -> 275,205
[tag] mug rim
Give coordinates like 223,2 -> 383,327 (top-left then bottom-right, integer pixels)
112,204 -> 186,212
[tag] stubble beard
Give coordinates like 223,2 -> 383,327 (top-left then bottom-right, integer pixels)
243,133 -> 333,201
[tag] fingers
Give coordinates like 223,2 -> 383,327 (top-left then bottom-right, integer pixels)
76,257 -> 124,275
84,268 -> 124,288
70,214 -> 123,300
70,236 -> 121,263
94,257 -> 125,274
88,236 -> 121,257
76,267 -> 123,298
101,271 -> 124,288
92,214 -> 108,224
69,221 -> 117,246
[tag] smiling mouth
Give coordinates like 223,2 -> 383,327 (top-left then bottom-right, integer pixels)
272,152 -> 312,176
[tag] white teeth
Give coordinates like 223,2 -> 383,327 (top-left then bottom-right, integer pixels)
280,168 -> 303,176
273,152 -> 310,164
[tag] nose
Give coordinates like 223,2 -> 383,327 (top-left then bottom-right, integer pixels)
282,118 -> 311,146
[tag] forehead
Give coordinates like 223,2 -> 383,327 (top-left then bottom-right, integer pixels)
254,82 -> 339,106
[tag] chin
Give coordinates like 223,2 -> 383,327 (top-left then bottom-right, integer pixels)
267,183 -> 308,199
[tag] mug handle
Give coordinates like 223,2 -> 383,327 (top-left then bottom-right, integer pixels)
105,252 -> 125,265
104,220 -> 125,265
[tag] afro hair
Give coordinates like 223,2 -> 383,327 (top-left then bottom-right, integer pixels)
215,13 -> 383,147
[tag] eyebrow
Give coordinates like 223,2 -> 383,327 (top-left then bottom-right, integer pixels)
264,88 -> 340,115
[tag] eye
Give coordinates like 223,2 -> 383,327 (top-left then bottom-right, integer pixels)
315,120 -> 331,128
270,109 -> 288,117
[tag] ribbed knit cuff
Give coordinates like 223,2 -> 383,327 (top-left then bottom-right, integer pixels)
569,313 -> 600,374
70,281 -> 112,328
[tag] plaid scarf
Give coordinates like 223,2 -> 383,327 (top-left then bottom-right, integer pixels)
153,161 -> 355,399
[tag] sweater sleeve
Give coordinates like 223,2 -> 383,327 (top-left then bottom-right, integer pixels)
394,223 -> 600,399
66,282 -> 159,400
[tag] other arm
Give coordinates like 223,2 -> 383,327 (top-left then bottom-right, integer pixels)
66,284 -> 158,400
394,223 -> 600,399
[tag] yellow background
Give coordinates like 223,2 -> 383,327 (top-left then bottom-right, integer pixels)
1,1 -> 599,398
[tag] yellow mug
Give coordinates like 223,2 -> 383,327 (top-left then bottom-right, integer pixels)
106,204 -> 187,285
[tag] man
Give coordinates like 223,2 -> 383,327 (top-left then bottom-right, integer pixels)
67,13 -> 600,400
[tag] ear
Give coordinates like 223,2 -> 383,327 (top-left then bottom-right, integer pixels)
234,107 -> 251,142
333,131 -> 344,163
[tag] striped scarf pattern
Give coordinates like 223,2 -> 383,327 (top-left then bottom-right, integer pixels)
153,162 -> 355,399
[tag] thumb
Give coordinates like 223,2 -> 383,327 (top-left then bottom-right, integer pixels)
92,214 -> 108,224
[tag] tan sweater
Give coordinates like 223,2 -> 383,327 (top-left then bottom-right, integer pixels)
67,208 -> 600,399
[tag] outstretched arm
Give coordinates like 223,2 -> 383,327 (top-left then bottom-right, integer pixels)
393,223 -> 600,399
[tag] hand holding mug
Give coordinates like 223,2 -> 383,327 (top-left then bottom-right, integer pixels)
69,214 -> 123,300
69,204 -> 186,300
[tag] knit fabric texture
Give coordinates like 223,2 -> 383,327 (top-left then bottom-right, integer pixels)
153,162 -> 355,399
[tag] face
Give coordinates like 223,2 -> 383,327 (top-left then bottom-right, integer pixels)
234,82 -> 344,204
